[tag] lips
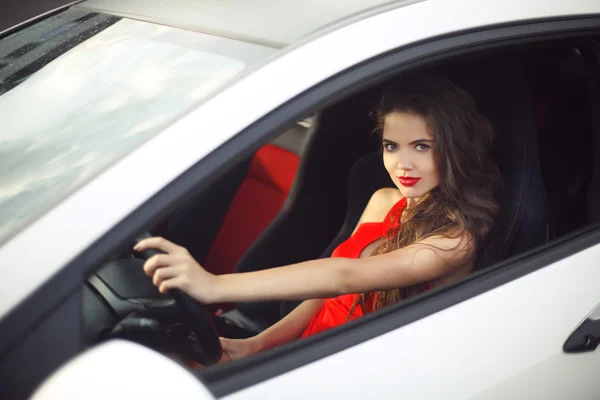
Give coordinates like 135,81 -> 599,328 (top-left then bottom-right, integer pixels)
398,177 -> 421,187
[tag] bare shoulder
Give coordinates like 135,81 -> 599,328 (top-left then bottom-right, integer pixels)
368,187 -> 403,213
354,188 -> 403,230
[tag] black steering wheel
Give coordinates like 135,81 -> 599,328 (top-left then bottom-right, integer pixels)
134,232 -> 222,366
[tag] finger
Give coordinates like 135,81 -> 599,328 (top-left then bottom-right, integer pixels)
152,264 -> 186,288
134,236 -> 184,255
158,275 -> 188,294
143,253 -> 182,276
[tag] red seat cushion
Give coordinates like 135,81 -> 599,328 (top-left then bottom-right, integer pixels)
203,144 -> 300,276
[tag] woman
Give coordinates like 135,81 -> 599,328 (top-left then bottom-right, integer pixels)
135,75 -> 501,363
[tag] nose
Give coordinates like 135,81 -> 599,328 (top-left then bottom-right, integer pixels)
396,154 -> 413,172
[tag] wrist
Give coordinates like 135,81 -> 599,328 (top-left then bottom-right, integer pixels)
205,273 -> 224,304
248,335 -> 265,355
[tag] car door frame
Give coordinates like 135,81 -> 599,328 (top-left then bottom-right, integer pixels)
1,13 -> 600,400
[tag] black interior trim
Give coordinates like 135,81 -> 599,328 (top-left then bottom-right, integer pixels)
0,14 -> 599,398
0,287 -> 82,399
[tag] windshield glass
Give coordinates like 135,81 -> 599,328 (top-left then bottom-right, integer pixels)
0,10 -> 275,245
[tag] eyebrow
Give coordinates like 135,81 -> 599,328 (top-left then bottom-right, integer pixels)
382,138 -> 434,145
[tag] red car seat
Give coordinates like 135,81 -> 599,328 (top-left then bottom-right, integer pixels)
203,144 -> 300,276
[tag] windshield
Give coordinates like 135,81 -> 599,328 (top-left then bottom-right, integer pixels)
0,10 -> 275,245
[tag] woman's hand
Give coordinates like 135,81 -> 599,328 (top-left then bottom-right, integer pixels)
134,236 -> 217,304
219,337 -> 262,362
179,337 -> 262,368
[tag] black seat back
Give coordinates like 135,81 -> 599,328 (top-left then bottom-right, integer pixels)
468,65 -> 548,268
580,41 -> 600,224
278,152 -> 394,318
320,151 -> 395,258
233,93 -> 380,325
531,47 -> 594,237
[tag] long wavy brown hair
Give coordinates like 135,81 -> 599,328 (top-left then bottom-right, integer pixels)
348,75 -> 502,318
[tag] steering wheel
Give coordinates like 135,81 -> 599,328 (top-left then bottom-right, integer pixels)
134,232 -> 222,366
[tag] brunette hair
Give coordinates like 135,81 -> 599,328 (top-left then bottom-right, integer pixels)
349,75 -> 501,316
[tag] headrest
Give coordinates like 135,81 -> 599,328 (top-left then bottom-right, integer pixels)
320,151 -> 394,257
248,144 -> 300,193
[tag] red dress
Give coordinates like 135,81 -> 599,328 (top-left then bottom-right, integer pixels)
300,197 -> 408,338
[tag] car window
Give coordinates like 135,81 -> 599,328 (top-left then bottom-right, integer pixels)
0,10 -> 275,246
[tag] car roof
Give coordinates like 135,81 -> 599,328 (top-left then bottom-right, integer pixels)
74,0 -> 421,48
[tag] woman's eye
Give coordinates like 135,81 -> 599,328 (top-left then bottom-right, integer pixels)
383,143 -> 397,152
415,144 -> 430,151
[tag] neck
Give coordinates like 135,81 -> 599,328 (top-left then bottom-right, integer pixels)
405,197 -> 420,209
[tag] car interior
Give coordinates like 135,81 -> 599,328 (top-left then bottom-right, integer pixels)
82,37 -> 600,369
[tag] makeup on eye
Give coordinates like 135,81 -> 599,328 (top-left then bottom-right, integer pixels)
382,142 -> 397,152
381,139 -> 397,152
382,138 -> 433,152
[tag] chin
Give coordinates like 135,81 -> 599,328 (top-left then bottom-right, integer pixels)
398,188 -> 420,198
398,186 -> 431,199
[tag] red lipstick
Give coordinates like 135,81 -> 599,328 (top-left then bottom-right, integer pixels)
398,177 -> 421,187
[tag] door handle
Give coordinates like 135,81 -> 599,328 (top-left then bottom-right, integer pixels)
564,304 -> 600,353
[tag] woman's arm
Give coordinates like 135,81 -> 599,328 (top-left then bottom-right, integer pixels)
218,299 -> 324,361
253,299 -> 324,351
135,233 -> 473,304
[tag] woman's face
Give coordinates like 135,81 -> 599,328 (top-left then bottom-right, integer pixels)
382,111 -> 439,202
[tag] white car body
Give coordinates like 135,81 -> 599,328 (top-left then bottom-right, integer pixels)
1,0 -> 599,399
